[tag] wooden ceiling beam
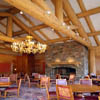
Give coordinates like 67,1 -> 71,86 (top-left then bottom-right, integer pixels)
12,16 -> 46,43
4,0 -> 91,48
88,31 -> 100,36
0,21 -> 6,27
13,24 -> 48,36
63,0 -> 90,42
46,37 -> 69,44
13,23 -> 78,36
64,7 -> 100,22
77,0 -> 100,46
0,32 -> 19,43
6,16 -> 13,37
31,0 -> 51,11
53,0 -> 63,22
0,12 -> 11,17
78,7 -> 100,18
0,4 -> 13,8
21,14 -> 50,40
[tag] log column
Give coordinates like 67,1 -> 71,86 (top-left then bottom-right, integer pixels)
89,49 -> 96,74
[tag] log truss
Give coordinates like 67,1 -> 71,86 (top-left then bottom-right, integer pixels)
0,0 -> 99,53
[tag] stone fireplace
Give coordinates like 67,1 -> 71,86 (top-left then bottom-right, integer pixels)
45,41 -> 88,80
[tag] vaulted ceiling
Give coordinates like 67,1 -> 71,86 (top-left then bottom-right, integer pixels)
0,0 -> 100,55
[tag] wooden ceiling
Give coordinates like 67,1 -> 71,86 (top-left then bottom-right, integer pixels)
0,0 -> 100,55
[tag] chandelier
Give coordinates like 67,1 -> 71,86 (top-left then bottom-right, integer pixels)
11,36 -> 47,54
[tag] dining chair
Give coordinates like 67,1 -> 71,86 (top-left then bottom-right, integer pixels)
79,79 -> 93,97
56,85 -> 84,100
4,79 -> 22,97
25,75 -> 38,88
85,96 -> 98,100
0,77 -> 10,82
34,73 -> 40,79
97,75 -> 100,79
10,74 -> 18,84
56,79 -> 67,85
45,84 -> 56,100
79,79 -> 92,85
68,73 -> 76,84
39,76 -> 50,88
84,75 -> 90,79
56,74 -> 61,79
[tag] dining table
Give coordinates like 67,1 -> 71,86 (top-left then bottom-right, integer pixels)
68,84 -> 100,93
0,82 -> 11,87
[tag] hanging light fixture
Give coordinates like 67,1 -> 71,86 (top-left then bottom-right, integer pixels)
11,36 -> 47,54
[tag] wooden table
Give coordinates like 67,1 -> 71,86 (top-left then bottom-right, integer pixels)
0,82 -> 11,87
92,78 -> 100,81
69,84 -> 100,93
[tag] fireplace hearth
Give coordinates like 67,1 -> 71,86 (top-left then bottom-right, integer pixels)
45,41 -> 88,80
51,66 -> 76,79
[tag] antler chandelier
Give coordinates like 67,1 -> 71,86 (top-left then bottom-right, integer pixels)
11,36 -> 47,54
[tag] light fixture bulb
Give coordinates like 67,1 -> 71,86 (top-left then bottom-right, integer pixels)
46,10 -> 51,15
20,11 -> 23,14
62,22 -> 66,26
67,26 -> 70,30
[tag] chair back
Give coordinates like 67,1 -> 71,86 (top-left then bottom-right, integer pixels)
34,73 -> 40,79
97,75 -> 100,79
69,74 -> 75,80
84,75 -> 90,79
56,85 -> 74,100
40,77 -> 50,87
0,77 -> 10,82
56,74 -> 61,79
10,74 -> 17,83
80,79 -> 92,85
56,79 -> 67,85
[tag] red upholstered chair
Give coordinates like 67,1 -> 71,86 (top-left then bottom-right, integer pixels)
56,85 -> 84,100
79,79 -> 92,85
46,84 -> 56,100
85,96 -> 98,100
56,79 -> 67,85
4,79 -> 22,97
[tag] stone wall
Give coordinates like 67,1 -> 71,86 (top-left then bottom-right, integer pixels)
45,41 -> 88,80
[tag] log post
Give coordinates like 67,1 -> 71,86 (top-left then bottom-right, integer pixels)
89,49 -> 96,74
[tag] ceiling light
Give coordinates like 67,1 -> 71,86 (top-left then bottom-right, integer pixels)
11,36 -> 47,54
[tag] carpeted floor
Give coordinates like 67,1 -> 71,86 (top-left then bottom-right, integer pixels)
0,83 -> 56,100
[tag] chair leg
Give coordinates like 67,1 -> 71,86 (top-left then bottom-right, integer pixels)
17,90 -> 19,97
4,91 -> 7,98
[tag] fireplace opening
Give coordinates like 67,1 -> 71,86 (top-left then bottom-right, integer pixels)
51,67 -> 76,79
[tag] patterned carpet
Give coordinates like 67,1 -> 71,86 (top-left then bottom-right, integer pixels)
0,83 -> 56,100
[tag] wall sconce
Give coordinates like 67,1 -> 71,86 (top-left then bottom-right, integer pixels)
55,58 -> 61,62
66,57 -> 75,63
